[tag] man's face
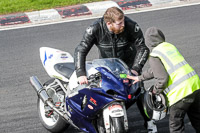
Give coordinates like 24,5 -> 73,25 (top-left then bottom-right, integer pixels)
110,17 -> 125,34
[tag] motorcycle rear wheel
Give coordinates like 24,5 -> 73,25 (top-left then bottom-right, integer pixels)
37,98 -> 69,133
37,78 -> 70,133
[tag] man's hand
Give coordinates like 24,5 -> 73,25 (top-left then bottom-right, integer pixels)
78,76 -> 88,85
126,75 -> 140,84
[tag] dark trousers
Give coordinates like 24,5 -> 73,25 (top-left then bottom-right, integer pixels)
169,89 -> 200,133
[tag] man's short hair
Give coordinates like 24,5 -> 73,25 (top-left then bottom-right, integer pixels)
103,7 -> 124,23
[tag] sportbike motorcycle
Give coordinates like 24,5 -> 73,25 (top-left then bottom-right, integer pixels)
30,47 -> 141,133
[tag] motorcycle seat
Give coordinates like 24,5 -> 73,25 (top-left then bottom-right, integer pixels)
54,63 -> 75,79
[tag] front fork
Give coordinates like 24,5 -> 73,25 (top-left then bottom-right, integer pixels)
103,102 -> 128,132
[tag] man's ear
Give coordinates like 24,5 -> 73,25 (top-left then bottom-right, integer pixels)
106,22 -> 112,26
106,22 -> 112,31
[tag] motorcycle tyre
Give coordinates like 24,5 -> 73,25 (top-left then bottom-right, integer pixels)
37,98 -> 70,133
97,115 -> 106,133
110,117 -> 125,133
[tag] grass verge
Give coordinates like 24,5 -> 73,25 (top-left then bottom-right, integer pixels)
0,0 -> 104,15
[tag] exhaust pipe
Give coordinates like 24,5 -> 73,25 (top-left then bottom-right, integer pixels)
30,76 -> 79,129
30,76 -> 78,128
30,76 -> 52,103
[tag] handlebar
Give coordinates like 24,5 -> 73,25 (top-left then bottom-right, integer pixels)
77,72 -> 101,85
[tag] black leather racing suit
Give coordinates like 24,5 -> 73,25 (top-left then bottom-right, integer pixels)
74,16 -> 149,77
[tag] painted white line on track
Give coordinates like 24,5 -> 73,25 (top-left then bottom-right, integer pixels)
0,2 -> 200,31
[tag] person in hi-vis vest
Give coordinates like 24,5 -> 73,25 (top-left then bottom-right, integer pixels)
127,27 -> 200,133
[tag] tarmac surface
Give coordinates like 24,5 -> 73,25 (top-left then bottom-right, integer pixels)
0,2 -> 200,133
0,0 -> 200,133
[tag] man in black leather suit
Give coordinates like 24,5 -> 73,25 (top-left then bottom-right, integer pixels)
74,7 -> 156,132
75,7 -> 149,83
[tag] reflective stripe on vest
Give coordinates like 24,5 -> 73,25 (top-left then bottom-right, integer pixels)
151,50 -> 196,94
152,50 -> 188,75
150,42 -> 200,106
164,71 -> 197,94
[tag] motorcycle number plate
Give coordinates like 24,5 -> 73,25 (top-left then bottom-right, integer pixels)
108,104 -> 124,117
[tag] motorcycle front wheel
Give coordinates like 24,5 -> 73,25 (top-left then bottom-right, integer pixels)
97,115 -> 106,133
110,117 -> 125,133
37,98 -> 69,133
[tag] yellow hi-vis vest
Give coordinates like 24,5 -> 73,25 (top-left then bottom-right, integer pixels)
150,42 -> 200,106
